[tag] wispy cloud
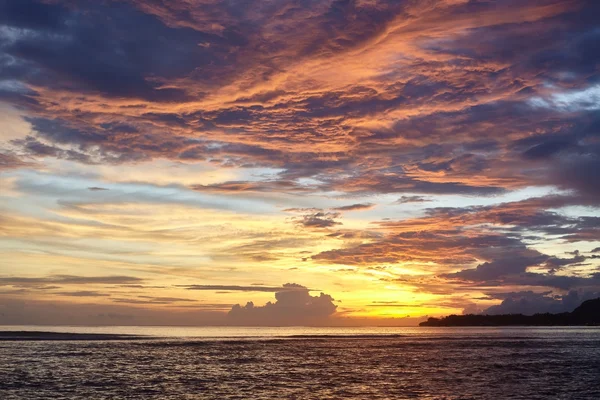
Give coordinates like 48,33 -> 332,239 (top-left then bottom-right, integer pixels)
394,196 -> 431,205
181,284 -> 313,293
0,275 -> 144,286
331,203 -> 375,212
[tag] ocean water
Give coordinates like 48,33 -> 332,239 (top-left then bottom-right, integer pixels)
1,326 -> 599,399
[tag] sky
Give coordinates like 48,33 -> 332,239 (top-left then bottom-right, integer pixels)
0,0 -> 599,326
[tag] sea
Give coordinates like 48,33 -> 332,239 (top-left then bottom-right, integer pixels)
1,326 -> 599,399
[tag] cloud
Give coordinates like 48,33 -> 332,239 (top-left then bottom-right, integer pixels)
56,291 -> 110,297
295,212 -> 342,229
0,296 -> 227,326
394,196 -> 431,204
227,283 -> 337,326
138,296 -> 197,302
554,152 -> 600,201
0,0 -> 599,322
544,253 -> 587,273
111,298 -> 193,305
0,0 -> 213,101
331,203 -> 375,212
442,249 -> 548,281
0,275 -> 143,286
191,179 -> 316,194
332,173 -> 506,196
530,85 -> 600,112
0,152 -> 32,170
283,207 -> 322,213
181,284 -> 312,292
0,0 -> 595,201
482,290 -> 600,316
313,193 -> 600,297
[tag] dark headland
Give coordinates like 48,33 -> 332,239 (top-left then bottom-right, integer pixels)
420,298 -> 600,327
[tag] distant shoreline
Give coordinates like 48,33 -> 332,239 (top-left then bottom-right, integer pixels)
420,298 -> 600,327
0,331 -> 149,341
419,321 -> 600,327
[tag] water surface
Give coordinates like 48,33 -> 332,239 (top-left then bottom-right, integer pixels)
1,326 -> 599,399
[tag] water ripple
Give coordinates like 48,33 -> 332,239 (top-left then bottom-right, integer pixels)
1,330 -> 600,399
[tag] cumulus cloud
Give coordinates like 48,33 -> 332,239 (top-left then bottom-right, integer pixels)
227,283 -> 337,326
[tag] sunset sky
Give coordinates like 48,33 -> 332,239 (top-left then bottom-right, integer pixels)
0,0 -> 599,326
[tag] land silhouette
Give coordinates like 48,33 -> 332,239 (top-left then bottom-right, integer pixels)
420,298 -> 600,327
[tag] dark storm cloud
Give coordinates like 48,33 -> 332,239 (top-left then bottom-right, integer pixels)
227,283 -> 337,326
426,0 -> 600,85
502,273 -> 600,291
0,0 -> 229,101
0,0 -> 594,197
0,0 -> 596,206
0,0 -> 67,31
482,290 -> 600,316
442,267 -> 600,291
442,250 -> 548,281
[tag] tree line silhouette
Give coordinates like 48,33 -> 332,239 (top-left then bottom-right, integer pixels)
420,298 -> 600,326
